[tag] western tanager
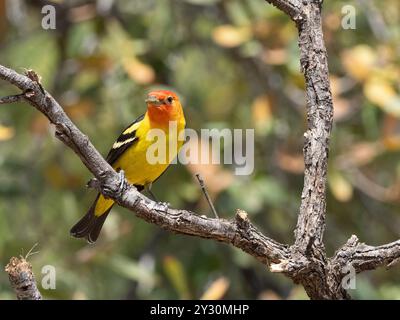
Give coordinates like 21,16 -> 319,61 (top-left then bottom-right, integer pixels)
70,90 -> 186,243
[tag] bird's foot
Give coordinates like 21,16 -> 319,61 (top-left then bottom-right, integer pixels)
102,170 -> 126,199
117,170 -> 126,193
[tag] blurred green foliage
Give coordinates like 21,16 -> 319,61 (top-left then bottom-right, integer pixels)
0,0 -> 399,299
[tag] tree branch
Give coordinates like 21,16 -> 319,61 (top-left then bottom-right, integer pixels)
5,257 -> 42,300
264,0 -> 304,22
0,93 -> 25,104
0,64 -> 288,269
265,0 -> 399,299
332,235 -> 400,273
293,0 -> 333,257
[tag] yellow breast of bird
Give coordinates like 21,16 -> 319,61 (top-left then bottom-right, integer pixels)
114,120 -> 185,186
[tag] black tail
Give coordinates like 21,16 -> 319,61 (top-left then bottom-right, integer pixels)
70,194 -> 113,244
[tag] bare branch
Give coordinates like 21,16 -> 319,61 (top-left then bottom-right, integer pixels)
332,235 -> 400,273
0,93 -> 25,104
5,257 -> 42,300
195,173 -> 219,219
292,1 -> 333,257
265,0 -> 399,299
0,64 -> 288,267
264,0 -> 304,22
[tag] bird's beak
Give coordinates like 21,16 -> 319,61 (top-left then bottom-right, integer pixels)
145,95 -> 162,106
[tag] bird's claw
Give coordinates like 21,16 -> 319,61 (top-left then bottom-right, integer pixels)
102,170 -> 126,199
118,170 -> 126,193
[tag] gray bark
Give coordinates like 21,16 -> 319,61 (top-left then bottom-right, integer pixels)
5,257 -> 42,300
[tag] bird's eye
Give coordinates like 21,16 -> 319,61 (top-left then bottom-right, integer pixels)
166,96 -> 174,103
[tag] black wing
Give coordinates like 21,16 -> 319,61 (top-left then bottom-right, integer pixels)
105,114 -> 145,166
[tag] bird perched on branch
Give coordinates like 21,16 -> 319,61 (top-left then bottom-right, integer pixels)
70,90 -> 186,243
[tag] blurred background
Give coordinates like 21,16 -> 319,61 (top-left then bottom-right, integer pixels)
0,0 -> 399,299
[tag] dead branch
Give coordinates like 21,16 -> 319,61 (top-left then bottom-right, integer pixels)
5,257 -> 42,300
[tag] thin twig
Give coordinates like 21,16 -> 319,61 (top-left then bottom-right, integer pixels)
25,243 -> 40,260
356,0 -> 389,41
0,93 -> 25,104
195,173 -> 219,219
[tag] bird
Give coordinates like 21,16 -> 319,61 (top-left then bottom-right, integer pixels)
70,90 -> 186,243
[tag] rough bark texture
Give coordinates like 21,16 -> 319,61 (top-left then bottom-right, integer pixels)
5,257 -> 42,300
290,0 -> 336,298
295,1 -> 332,256
0,0 -> 399,300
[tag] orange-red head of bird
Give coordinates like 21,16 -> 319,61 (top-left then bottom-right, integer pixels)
145,90 -> 184,126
